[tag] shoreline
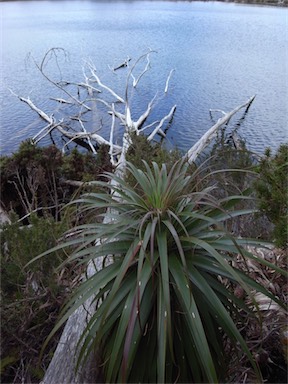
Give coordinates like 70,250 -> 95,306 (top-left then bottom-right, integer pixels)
2,0 -> 287,5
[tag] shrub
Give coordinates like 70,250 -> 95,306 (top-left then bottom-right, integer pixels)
0,141 -> 112,221
254,144 -> 288,247
0,214 -> 73,383
44,160 -> 286,383
126,133 -> 181,170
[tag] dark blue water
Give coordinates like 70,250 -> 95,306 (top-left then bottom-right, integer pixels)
1,1 -> 287,155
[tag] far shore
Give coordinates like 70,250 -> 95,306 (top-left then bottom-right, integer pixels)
2,0 -> 287,5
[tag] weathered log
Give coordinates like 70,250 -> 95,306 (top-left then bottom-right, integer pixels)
40,259 -> 104,384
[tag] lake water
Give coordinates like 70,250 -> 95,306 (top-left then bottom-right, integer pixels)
1,1 -> 287,156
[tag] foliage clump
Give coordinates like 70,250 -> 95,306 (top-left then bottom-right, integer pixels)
47,159 -> 286,383
0,141 -> 113,383
0,214 -> 78,383
254,144 -> 288,247
1,137 -> 287,383
126,133 -> 181,170
0,140 -> 112,221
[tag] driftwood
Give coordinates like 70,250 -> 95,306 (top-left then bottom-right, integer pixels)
10,49 -> 256,383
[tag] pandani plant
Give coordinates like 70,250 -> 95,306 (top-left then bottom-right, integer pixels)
37,159 -> 286,383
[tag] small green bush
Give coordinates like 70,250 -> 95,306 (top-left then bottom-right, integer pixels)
0,214 -> 73,383
126,133 -> 181,170
0,141 -> 112,221
44,160 -> 285,383
254,144 -> 288,247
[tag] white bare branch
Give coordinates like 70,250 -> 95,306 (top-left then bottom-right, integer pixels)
88,62 -> 125,103
165,69 -> 175,93
185,95 -> 256,164
125,105 -> 135,131
209,109 -> 226,116
147,105 -> 177,141
53,124 -> 121,153
109,102 -> 126,125
125,49 -> 156,102
82,66 -> 102,95
30,48 -> 92,111
33,122 -> 63,144
32,122 -> 55,142
77,118 -> 97,155
136,94 -> 157,131
140,120 -> 160,132
131,53 -> 151,88
9,91 -> 53,124
109,105 -> 117,166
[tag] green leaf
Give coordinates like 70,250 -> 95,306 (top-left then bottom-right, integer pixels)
170,255 -> 218,383
157,277 -> 167,383
157,230 -> 173,363
188,265 -> 261,380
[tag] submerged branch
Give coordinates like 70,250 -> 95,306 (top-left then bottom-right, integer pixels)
185,95 -> 256,164
88,62 -> 125,104
165,69 -> 175,93
147,105 -> 177,141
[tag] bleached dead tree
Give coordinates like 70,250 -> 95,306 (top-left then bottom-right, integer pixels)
10,48 -> 256,383
11,48 -> 176,173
